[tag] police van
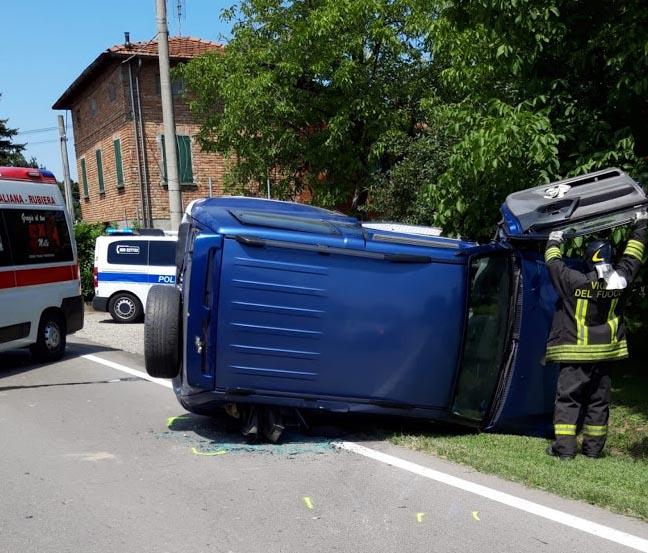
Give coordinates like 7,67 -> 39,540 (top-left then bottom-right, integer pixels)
92,233 -> 177,323
0,166 -> 83,361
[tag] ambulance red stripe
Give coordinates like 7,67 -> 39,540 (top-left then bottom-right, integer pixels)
0,265 -> 77,289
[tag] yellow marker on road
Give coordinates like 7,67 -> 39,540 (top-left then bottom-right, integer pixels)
191,447 -> 227,456
472,511 -> 480,521
303,497 -> 314,510
166,415 -> 190,428
416,512 -> 425,523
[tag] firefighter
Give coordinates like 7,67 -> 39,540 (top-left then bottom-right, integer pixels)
544,210 -> 648,460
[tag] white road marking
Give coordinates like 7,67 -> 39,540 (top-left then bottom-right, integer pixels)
81,353 -> 648,552
82,354 -> 173,389
335,441 -> 648,553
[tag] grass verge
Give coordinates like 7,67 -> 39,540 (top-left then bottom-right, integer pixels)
390,360 -> 648,520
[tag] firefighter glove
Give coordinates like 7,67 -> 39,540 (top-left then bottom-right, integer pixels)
634,209 -> 648,222
548,230 -> 564,243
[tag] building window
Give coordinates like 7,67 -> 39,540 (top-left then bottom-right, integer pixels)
154,74 -> 184,96
90,98 -> 97,118
160,134 -> 193,185
107,80 -> 117,102
113,139 -> 124,188
171,78 -> 185,96
95,149 -> 105,193
80,158 -> 89,198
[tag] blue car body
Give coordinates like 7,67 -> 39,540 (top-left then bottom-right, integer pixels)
162,168 -> 647,437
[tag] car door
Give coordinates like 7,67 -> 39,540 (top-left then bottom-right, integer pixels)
485,168 -> 648,435
449,246 -> 519,425
500,167 -> 648,240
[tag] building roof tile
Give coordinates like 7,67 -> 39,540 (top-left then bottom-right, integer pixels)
53,36 -> 222,109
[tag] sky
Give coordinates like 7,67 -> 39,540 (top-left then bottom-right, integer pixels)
0,0 -> 233,180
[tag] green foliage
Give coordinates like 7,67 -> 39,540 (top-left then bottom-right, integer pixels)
425,0 -> 648,238
74,221 -> 106,300
180,0 -> 432,208
184,1 -> 648,242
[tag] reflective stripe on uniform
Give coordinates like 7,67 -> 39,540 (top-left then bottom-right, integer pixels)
607,298 -> 619,344
583,424 -> 607,437
575,298 -> 589,345
624,239 -> 645,260
545,246 -> 562,262
554,423 -> 577,436
546,340 -> 629,362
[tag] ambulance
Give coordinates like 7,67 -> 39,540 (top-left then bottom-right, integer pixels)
92,233 -> 177,323
0,167 -> 83,361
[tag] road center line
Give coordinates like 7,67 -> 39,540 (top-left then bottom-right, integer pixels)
334,441 -> 648,552
81,353 -> 648,552
82,354 -> 173,389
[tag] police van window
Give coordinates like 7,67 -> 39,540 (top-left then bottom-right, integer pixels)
107,240 -> 149,265
3,209 -> 73,265
149,241 -> 176,266
0,212 -> 12,267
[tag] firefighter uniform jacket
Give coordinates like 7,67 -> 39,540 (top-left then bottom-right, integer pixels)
544,221 -> 647,363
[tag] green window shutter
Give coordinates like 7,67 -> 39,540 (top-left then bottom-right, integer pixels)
177,135 -> 193,184
160,135 -> 168,184
160,135 -> 193,184
95,149 -> 105,193
114,139 -> 124,188
80,158 -> 89,198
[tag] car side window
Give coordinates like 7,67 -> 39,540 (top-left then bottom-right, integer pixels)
149,241 -> 176,266
452,254 -> 512,421
107,240 -> 149,265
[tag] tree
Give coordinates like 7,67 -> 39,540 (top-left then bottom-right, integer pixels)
0,93 -> 35,167
180,0 -> 433,209
409,0 -> 648,239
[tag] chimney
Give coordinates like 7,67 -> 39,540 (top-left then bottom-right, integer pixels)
124,32 -> 131,49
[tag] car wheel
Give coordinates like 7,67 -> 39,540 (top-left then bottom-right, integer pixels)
108,293 -> 143,324
30,311 -> 66,363
145,285 -> 182,379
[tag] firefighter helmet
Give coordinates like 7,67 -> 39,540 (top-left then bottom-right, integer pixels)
585,239 -> 612,271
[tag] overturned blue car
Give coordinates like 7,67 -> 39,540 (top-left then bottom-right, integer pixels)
144,168 -> 647,439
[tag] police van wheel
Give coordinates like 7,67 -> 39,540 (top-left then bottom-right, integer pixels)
108,293 -> 143,324
30,311 -> 66,363
145,285 -> 181,379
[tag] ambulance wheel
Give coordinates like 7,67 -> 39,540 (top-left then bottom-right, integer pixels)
145,285 -> 181,379
30,311 -> 66,363
108,293 -> 143,324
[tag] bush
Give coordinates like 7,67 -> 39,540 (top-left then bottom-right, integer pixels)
74,221 -> 106,300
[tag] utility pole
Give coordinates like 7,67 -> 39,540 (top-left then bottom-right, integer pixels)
57,115 -> 75,219
156,0 -> 183,230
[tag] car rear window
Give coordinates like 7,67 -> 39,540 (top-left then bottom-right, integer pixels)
107,240 -> 149,266
2,209 -> 73,265
149,241 -> 176,266
230,209 -> 340,235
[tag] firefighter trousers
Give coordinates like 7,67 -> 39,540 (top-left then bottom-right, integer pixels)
552,363 -> 611,458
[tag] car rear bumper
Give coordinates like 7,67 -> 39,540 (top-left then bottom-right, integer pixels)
92,295 -> 109,312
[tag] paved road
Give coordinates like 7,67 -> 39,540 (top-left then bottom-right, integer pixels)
1,337 -> 648,553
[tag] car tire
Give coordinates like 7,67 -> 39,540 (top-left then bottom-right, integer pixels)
145,285 -> 182,379
108,292 -> 143,324
30,311 -> 66,363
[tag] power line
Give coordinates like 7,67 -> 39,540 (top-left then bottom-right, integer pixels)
16,126 -> 58,135
24,138 -> 60,145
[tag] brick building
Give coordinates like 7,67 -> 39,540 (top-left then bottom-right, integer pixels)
53,35 -> 225,229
